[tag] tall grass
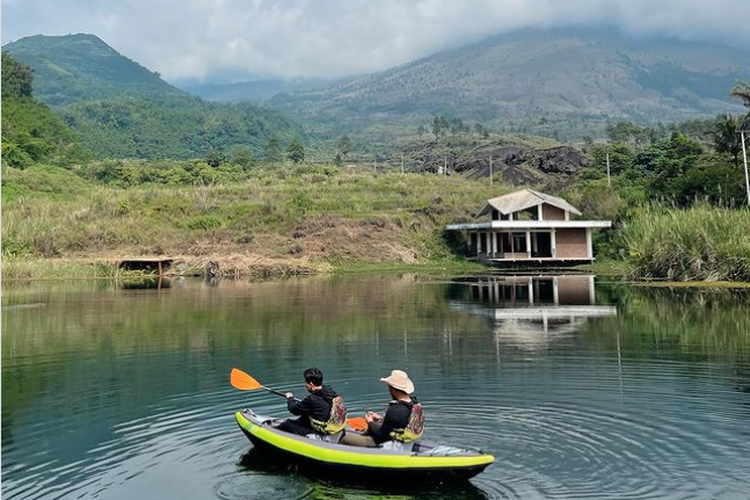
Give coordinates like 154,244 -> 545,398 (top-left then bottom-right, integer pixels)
2,165 -> 504,278
623,205 -> 750,282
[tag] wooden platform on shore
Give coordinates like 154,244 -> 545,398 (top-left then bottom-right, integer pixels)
118,258 -> 173,277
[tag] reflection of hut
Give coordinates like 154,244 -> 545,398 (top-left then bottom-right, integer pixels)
451,275 -> 617,348
446,189 -> 611,263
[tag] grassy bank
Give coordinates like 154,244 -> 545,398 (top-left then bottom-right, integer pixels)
622,205 -> 750,282
2,164 -> 501,280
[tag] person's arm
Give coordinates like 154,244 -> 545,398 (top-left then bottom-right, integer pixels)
288,395 -> 313,416
368,404 -> 408,443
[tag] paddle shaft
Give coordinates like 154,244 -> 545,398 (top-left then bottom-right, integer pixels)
262,385 -> 301,403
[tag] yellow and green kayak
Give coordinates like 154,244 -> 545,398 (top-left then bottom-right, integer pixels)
235,409 -> 494,482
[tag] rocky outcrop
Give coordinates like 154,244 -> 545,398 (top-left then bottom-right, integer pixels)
529,146 -> 589,175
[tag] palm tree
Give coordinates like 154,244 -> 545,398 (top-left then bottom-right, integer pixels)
732,81 -> 750,129
713,114 -> 742,166
732,81 -> 750,108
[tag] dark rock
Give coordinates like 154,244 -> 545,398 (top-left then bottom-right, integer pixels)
205,260 -> 220,277
530,146 -> 588,175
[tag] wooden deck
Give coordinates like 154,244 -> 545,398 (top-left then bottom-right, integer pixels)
118,258 -> 173,277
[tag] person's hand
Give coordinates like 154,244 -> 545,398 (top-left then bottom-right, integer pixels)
366,411 -> 382,422
285,392 -> 294,399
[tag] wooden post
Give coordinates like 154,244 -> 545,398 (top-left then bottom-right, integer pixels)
401,154 -> 405,174
443,156 -> 447,177
374,156 -> 377,173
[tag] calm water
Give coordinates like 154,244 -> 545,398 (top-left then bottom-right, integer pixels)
2,274 -> 750,500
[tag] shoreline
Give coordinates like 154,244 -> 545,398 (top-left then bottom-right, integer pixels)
3,256 -> 750,288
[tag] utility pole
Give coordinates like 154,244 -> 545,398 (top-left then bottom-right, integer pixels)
606,152 -> 611,188
742,130 -> 750,206
489,155 -> 493,186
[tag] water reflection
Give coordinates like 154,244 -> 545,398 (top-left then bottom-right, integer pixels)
448,275 -> 617,350
2,274 -> 749,500
236,448 -> 491,500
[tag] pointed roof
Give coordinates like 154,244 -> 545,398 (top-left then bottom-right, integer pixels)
477,188 -> 581,218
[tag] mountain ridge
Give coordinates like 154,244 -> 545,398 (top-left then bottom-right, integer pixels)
267,28 -> 750,138
2,34 -> 304,160
3,33 -> 192,107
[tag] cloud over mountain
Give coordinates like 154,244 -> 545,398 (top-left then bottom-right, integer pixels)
3,0 -> 749,83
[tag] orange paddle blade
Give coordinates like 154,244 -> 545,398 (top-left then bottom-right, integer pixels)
347,417 -> 368,431
230,368 -> 263,391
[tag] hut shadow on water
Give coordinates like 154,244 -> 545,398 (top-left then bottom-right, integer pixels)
236,448 -> 491,500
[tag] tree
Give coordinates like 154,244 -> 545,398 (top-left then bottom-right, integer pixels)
432,116 -> 442,137
286,138 -> 305,164
635,132 -> 703,198
432,115 -> 449,138
732,81 -> 750,128
1,53 -> 34,99
230,145 -> 255,170
333,152 -> 343,167
713,115 -> 742,166
605,122 -> 655,148
337,135 -> 351,159
417,125 -> 426,139
673,153 -> 745,205
450,117 -> 466,135
205,151 -> 226,168
591,142 -> 635,177
731,81 -> 750,110
265,138 -> 282,163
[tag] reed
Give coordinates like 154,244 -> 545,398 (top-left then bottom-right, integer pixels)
623,204 -> 750,282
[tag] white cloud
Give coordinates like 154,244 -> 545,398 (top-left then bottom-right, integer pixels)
2,0 -> 749,83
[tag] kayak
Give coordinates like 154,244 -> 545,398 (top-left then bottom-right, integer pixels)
235,409 -> 494,482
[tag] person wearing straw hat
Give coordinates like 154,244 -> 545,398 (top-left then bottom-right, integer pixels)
341,369 -> 424,447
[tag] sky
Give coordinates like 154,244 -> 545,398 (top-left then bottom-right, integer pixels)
2,0 -> 750,84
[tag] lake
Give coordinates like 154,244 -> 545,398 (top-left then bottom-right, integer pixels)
2,273 -> 749,499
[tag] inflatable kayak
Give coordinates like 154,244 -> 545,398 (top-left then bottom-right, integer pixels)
235,409 -> 494,482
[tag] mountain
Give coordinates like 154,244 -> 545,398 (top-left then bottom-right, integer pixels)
2,34 -> 190,107
181,77 -> 349,103
2,34 -> 303,160
1,52 -> 83,168
269,28 -> 750,138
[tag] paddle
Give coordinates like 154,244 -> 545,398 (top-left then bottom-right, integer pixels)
230,368 -> 369,431
230,367 -> 300,401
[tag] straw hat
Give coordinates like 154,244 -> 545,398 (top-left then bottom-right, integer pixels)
380,369 -> 415,394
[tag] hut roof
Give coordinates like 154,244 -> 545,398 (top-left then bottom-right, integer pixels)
477,188 -> 581,218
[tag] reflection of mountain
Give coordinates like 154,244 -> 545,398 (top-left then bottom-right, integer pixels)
449,275 -> 617,347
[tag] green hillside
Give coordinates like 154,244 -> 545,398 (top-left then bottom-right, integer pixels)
3,34 -> 189,107
269,28 -> 750,139
59,98 -> 302,160
3,34 -> 304,160
1,52 -> 83,168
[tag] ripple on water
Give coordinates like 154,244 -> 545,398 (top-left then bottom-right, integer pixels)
3,279 -> 750,500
